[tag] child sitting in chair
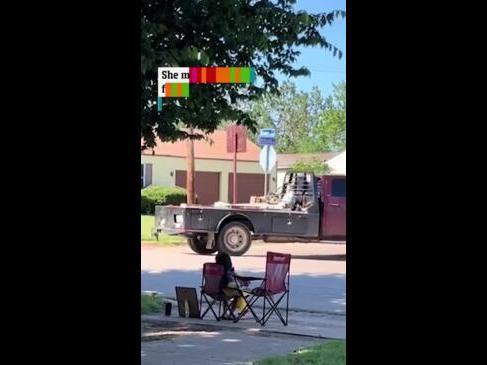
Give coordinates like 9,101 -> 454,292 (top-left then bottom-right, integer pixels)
215,251 -> 248,319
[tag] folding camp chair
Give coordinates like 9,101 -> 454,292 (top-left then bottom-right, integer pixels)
199,263 -> 238,321
235,252 -> 291,326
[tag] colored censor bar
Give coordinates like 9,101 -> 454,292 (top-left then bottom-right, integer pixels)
189,67 -> 255,84
157,67 -> 255,111
164,83 -> 190,97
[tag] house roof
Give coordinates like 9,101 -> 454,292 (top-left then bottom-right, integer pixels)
277,152 -> 340,169
141,129 -> 261,162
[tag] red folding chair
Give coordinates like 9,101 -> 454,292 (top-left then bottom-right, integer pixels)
235,252 -> 291,326
199,263 -> 237,321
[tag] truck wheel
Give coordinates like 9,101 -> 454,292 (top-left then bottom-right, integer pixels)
217,222 -> 252,256
187,236 -> 217,255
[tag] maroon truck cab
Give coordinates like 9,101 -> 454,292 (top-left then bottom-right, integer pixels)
319,175 -> 346,239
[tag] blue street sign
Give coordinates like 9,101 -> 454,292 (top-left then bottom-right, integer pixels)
258,128 -> 276,146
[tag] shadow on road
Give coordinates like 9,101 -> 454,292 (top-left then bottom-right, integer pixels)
142,269 -> 346,314
181,252 -> 345,261
239,254 -> 346,261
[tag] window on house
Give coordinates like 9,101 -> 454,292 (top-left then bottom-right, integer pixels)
141,164 -> 145,188
331,178 -> 346,197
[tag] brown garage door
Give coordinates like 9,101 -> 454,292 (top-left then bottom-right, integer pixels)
228,173 -> 268,203
175,170 -> 220,205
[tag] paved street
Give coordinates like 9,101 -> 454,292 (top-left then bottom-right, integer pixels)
141,240 -> 346,315
141,240 -> 346,364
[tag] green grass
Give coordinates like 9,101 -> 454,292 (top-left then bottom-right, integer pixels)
254,341 -> 345,365
141,293 -> 164,314
141,215 -> 185,246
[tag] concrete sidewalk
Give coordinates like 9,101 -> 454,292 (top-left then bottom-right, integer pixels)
141,319 -> 322,365
141,315 -> 343,365
142,308 -> 346,340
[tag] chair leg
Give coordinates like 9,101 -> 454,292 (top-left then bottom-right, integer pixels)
226,300 -> 238,321
201,295 -> 220,321
233,294 -> 261,323
199,291 -> 204,318
261,293 -> 266,326
245,295 -> 261,323
261,293 -> 287,326
285,289 -> 289,326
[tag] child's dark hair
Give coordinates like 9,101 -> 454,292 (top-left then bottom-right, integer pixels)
215,251 -> 233,272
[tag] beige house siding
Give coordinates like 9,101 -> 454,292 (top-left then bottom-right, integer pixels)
276,168 -> 287,192
141,154 -> 277,202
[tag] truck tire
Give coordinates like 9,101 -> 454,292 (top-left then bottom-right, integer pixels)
187,236 -> 217,255
217,222 -> 252,256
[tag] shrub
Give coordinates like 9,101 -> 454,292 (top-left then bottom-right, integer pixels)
141,185 -> 187,214
141,194 -> 153,215
141,293 -> 163,314
289,158 -> 330,175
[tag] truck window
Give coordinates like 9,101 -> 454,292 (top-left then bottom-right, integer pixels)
331,178 -> 346,197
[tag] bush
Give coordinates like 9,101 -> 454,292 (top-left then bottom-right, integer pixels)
141,194 -> 153,215
141,293 -> 163,314
141,185 -> 187,214
289,158 -> 330,175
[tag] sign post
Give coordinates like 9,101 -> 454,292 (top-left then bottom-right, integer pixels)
226,125 -> 247,204
233,132 -> 237,204
258,129 -> 277,196
265,145 -> 269,196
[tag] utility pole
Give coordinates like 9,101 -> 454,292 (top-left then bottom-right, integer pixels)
233,131 -> 238,204
186,126 -> 195,204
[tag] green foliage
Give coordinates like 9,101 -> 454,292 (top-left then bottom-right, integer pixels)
247,82 -> 324,153
141,185 -> 187,214
254,340 -> 345,365
314,82 -> 346,152
140,215 -> 185,244
141,293 -> 163,315
247,81 -> 346,153
141,0 -> 345,148
289,158 -> 330,175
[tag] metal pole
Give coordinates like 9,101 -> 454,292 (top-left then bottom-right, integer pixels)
233,132 -> 237,204
187,126 -> 195,204
264,145 -> 269,196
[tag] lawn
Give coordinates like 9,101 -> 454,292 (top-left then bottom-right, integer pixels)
141,215 -> 185,245
254,340 -> 345,365
141,293 -> 163,314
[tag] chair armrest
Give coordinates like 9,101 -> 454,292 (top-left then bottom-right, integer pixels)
235,275 -> 265,281
235,275 -> 265,289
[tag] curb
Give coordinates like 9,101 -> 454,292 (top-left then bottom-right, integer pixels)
142,291 -> 345,317
141,315 -> 344,341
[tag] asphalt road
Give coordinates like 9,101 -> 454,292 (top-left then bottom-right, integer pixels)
141,240 -> 346,315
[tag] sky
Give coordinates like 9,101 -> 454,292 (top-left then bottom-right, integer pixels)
274,0 -> 346,97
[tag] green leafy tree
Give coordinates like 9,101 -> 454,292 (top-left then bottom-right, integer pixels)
248,81 -> 346,153
141,0 -> 345,149
314,81 -> 346,152
289,158 -> 330,175
247,82 -> 326,153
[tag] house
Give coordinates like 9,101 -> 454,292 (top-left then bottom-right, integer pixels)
275,152 -> 340,189
326,151 -> 346,175
141,130 -> 276,204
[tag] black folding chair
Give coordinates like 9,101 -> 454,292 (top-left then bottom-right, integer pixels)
235,252 -> 291,326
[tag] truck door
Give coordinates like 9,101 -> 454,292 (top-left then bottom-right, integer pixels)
322,176 -> 346,237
